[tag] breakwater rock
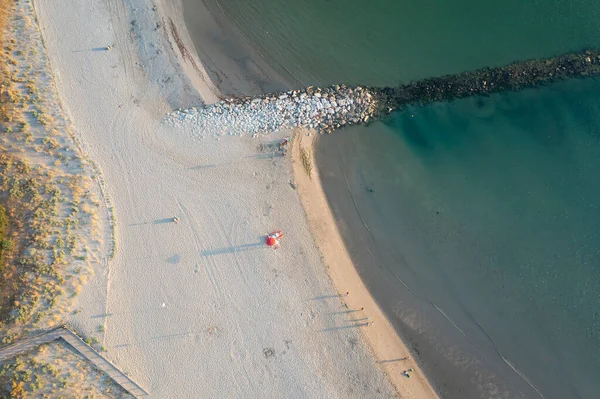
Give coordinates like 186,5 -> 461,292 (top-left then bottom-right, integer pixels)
166,49 -> 600,137
166,84 -> 378,136
379,49 -> 600,113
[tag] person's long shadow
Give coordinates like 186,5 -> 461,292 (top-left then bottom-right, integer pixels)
311,294 -> 343,301
377,358 -> 409,364
319,322 -> 368,332
72,47 -> 111,53
127,218 -> 175,226
200,240 -> 265,256
244,152 -> 283,160
154,218 -> 176,224
188,164 -> 217,170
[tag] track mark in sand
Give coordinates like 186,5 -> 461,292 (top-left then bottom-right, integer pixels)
177,200 -> 225,299
179,199 -> 246,316
229,341 -> 254,392
227,214 -> 249,285
177,200 -> 202,255
106,0 -> 134,81
177,204 -> 256,391
204,256 -> 226,299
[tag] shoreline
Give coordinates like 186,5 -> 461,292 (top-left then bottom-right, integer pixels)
30,0 -> 410,396
168,1 -> 437,396
167,5 -> 600,397
291,130 -> 439,398
175,2 -> 439,394
180,0 -> 290,98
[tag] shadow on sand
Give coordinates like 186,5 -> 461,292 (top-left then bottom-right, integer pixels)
153,218 -> 176,224
188,164 -> 217,170
376,357 -> 410,364
90,313 -> 114,319
327,309 -> 361,315
127,218 -> 177,226
72,47 -> 111,53
311,294 -> 344,301
244,152 -> 283,160
200,241 -> 265,256
319,323 -> 368,332
167,254 -> 181,264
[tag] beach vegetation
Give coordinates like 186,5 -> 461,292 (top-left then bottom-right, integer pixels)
0,130 -> 97,337
300,147 -> 313,178
0,341 -> 134,398
0,3 -> 118,393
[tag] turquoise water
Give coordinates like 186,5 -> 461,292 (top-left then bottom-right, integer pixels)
187,1 -> 600,397
315,80 -> 600,398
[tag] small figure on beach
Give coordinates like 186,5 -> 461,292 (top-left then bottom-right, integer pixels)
401,368 -> 414,378
173,216 -> 180,224
279,138 -> 289,157
266,230 -> 284,249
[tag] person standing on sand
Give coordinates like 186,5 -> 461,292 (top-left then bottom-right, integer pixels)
279,138 -> 289,157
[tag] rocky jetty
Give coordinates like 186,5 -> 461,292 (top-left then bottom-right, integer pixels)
377,49 -> 600,114
166,84 -> 378,136
166,49 -> 600,137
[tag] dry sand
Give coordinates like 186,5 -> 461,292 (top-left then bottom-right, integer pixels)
33,0 -> 437,397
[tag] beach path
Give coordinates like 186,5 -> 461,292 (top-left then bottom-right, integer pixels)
0,326 -> 148,397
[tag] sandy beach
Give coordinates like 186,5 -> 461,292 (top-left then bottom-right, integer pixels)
31,0 -> 437,397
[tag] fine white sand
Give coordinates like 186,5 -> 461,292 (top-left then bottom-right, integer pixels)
31,0 -> 429,397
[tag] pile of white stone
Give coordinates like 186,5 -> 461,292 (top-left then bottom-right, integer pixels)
165,85 -> 380,137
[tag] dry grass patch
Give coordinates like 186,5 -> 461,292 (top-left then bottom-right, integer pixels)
300,147 -> 313,179
0,340 -> 135,398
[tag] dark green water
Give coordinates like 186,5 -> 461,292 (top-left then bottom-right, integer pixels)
185,0 -> 600,397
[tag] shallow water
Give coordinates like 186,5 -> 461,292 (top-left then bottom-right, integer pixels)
184,0 -> 600,397
316,80 -> 600,398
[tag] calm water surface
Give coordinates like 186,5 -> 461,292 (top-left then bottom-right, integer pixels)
188,1 -> 600,397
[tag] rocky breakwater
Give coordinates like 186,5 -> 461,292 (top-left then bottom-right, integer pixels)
377,49 -> 600,114
166,49 -> 600,137
165,85 -> 381,137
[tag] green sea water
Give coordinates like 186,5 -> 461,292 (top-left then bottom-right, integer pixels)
315,81 -> 600,398
187,1 -> 600,397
